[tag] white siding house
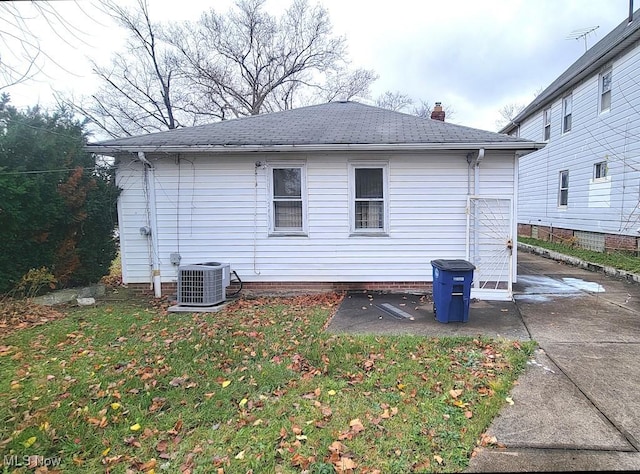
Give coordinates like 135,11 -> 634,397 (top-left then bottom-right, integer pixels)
88,102 -> 544,301
503,8 -> 640,252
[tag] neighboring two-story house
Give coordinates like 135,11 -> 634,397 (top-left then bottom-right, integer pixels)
502,8 -> 640,253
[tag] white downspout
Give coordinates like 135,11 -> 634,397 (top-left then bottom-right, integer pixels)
139,152 -> 162,298
474,148 -> 484,191
511,152 -> 521,292
465,153 -> 473,261
473,149 -> 484,289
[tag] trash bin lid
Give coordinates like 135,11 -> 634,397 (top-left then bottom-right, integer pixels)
431,259 -> 476,271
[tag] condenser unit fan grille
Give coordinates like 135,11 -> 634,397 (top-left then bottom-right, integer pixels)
177,263 -> 228,306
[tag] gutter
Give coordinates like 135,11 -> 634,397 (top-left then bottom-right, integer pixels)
85,141 -> 546,155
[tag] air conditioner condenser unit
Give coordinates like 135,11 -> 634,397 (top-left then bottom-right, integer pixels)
177,262 -> 231,306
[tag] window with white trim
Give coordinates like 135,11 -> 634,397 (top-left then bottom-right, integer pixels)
562,94 -> 572,133
594,161 -> 608,180
543,106 -> 551,141
599,68 -> 612,113
558,170 -> 569,207
270,165 -> 306,234
351,164 -> 387,233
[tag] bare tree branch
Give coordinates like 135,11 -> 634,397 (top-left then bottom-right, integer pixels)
60,0 -> 192,138
64,0 -> 377,137
318,68 -> 378,103
375,94 -> 456,120
375,90 -> 413,112
495,102 -> 526,130
0,1 -> 96,91
167,0 -> 360,118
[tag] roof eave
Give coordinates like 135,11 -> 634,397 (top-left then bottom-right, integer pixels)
85,142 -> 546,155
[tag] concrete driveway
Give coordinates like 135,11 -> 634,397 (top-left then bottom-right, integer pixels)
326,249 -> 640,471
468,250 -> 640,472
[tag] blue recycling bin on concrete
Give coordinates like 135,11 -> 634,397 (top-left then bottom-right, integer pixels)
431,259 -> 476,323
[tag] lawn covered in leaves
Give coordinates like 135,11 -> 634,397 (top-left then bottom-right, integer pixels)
0,293 -> 535,473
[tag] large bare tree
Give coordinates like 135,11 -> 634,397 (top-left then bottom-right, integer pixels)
66,0 -> 375,137
166,0 -> 375,119
60,0 -> 192,138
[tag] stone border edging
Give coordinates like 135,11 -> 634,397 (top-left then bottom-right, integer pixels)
518,242 -> 640,285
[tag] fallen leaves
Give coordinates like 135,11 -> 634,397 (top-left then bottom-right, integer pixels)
0,297 -> 66,336
0,292 -> 531,473
0,345 -> 15,356
338,418 -> 365,440
88,416 -> 109,428
148,397 -> 166,414
288,353 -> 321,378
449,388 -> 463,399
291,452 -> 314,470
327,441 -> 358,473
478,432 -> 505,448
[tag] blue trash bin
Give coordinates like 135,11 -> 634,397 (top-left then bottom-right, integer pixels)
431,259 -> 476,323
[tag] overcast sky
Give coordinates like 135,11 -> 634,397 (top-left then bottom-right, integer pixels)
4,0 -> 635,132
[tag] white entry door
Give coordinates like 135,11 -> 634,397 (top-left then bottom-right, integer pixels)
466,196 -> 514,301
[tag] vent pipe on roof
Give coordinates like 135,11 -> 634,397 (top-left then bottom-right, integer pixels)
630,0 -> 634,23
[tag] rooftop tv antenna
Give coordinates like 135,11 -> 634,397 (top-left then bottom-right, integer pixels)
566,26 -> 599,52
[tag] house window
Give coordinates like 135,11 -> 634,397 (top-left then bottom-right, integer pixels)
351,164 -> 387,233
558,170 -> 569,207
600,68 -> 612,113
562,94 -> 572,133
594,161 -> 608,180
270,165 -> 306,234
543,107 -> 551,141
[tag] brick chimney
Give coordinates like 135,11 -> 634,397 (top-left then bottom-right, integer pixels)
431,102 -> 445,121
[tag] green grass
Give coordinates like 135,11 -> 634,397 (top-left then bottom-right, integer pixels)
519,236 -> 640,274
0,293 -> 535,473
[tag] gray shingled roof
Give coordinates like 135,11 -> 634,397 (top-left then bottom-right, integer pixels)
87,101 -> 540,152
501,8 -> 640,134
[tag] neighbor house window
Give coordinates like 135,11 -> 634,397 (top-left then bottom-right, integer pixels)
351,164 -> 388,233
600,68 -> 612,113
594,161 -> 608,180
270,165 -> 306,234
562,94 -> 572,133
543,106 -> 551,141
558,170 -> 569,207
